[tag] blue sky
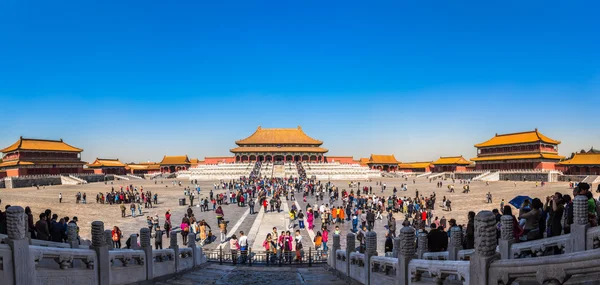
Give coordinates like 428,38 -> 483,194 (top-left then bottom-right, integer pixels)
0,1 -> 598,163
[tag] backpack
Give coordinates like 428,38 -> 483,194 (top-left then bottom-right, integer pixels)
357,231 -> 364,241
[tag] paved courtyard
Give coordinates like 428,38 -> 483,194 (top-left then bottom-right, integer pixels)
0,176 -> 580,251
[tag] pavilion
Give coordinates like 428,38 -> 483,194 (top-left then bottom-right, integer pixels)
126,162 -> 161,175
0,137 -> 86,176
367,154 -> 400,171
230,126 -> 328,163
432,156 -> 472,172
87,158 -> 127,175
557,152 -> 600,175
398,161 -> 433,173
471,129 -> 564,171
159,155 -> 191,173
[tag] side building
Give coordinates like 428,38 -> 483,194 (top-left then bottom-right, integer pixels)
0,137 -> 85,176
471,129 -> 564,171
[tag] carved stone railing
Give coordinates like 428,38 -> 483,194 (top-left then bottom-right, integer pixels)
408,259 -> 470,284
30,245 -> 97,284
335,250 -> 346,274
31,239 -> 73,249
178,248 -> 194,271
370,256 -> 397,284
489,248 -> 600,284
0,244 -> 14,285
586,226 -> 600,250
108,250 -> 146,285
510,234 -> 571,259
349,252 -> 366,284
152,249 -> 176,278
422,249 -> 475,261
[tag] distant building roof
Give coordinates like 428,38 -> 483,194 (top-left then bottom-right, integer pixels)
231,146 -> 328,153
159,155 -> 191,165
559,153 -> 600,166
1,137 -> 83,153
87,158 -> 126,168
474,129 -> 560,148
235,126 -> 323,145
398,162 -> 432,169
471,153 -> 564,162
432,156 -> 472,165
368,154 -> 400,164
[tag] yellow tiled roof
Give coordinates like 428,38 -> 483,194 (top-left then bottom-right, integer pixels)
87,158 -> 126,168
359,158 -> 370,166
160,155 -> 191,165
559,153 -> 600,165
236,126 -> 323,145
475,129 -> 560,148
398,162 -> 432,169
369,154 -> 400,164
432,156 -> 472,165
0,160 -> 35,168
471,153 -> 565,162
230,146 -> 328,153
1,137 -> 83,153
126,164 -> 161,170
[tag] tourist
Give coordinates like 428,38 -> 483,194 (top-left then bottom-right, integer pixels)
294,230 -> 303,262
501,206 -> 523,240
180,218 -> 190,245
219,220 -> 227,243
307,208 -> 314,230
230,234 -> 239,265
563,195 -> 573,234
35,213 -> 50,241
366,209 -> 375,230
519,198 -> 542,241
427,223 -> 447,252
112,226 -> 122,248
322,227 -> 329,252
384,233 -> 393,254
545,193 -> 565,237
199,220 -> 209,245
238,231 -> 248,264
216,206 -> 224,225
298,210 -> 305,229
164,220 -> 171,238
387,214 -> 396,237
283,231 -> 293,263
352,213 -> 359,233
155,227 -> 163,249
464,211 -> 475,249
314,231 -> 323,251
263,233 -> 276,263
59,193 -> 62,203
249,198 -> 255,214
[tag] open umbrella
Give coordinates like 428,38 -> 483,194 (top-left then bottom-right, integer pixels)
509,195 -> 532,209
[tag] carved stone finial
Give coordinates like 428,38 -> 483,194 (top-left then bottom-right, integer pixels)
333,234 -> 341,249
7,206 -> 26,240
500,215 -> 514,241
140,228 -> 151,248
170,231 -> 178,248
104,230 -> 114,249
366,231 -> 377,256
393,237 -> 401,258
418,231 -> 428,253
574,195 -> 588,225
346,233 -> 356,253
450,227 -> 463,249
187,233 -> 196,247
475,211 -> 497,257
90,221 -> 103,247
68,223 -> 79,244
399,226 -> 416,257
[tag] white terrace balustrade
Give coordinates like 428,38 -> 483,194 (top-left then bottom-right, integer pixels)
0,206 -> 207,285
327,194 -> 600,285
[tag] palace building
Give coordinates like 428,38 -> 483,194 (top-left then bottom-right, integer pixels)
432,156 -> 472,172
87,158 -> 127,175
398,161 -> 433,173
126,162 -> 161,175
230,126 -> 328,163
0,137 -> 86,177
471,129 -> 564,171
159,155 -> 191,173
557,152 -> 600,175
366,154 -> 400,171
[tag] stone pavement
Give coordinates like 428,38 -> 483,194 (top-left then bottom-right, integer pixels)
153,263 -> 348,285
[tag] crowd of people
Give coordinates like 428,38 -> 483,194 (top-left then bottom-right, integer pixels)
0,204 -> 80,244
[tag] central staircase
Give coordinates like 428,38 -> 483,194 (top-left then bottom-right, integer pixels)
273,164 -> 285,178
583,175 -> 600,184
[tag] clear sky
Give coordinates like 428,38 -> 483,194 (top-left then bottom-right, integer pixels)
1,1 -> 598,163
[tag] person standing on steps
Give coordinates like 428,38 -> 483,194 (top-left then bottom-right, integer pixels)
59,193 -> 62,203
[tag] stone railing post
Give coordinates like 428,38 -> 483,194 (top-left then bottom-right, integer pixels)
393,237 -> 401,258
346,233 -> 355,278
469,211 -> 499,285
365,231 -> 377,285
91,221 -> 109,285
329,234 -> 340,270
572,195 -> 589,252
7,206 -> 34,285
448,226 -> 463,260
398,226 -> 415,285
104,230 -> 114,250
140,228 -> 153,280
67,223 -> 79,248
499,215 -> 514,259
416,231 -> 428,259
187,232 -> 198,267
130,234 -> 139,250
170,231 -> 180,271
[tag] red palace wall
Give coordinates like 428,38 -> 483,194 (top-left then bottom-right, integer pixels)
535,161 -> 557,170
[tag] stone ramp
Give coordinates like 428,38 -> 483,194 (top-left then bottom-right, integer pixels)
153,263 -> 347,285
250,200 -> 289,249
